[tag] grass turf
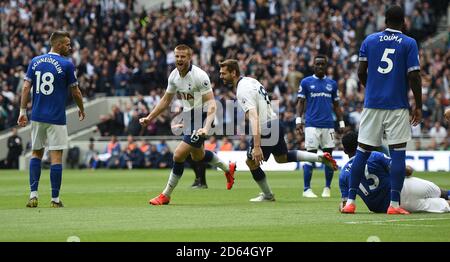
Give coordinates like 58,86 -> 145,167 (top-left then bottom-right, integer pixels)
0,168 -> 449,242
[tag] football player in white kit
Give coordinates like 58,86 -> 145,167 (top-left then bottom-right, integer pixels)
219,59 -> 338,202
139,45 -> 236,205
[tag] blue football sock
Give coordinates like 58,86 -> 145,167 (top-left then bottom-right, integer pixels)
447,190 -> 450,200
389,148 -> 406,203
303,163 -> 313,191
29,158 -> 42,192
50,164 -> 63,198
348,147 -> 371,200
325,165 -> 333,188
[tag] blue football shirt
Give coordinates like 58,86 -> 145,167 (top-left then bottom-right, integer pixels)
297,75 -> 339,128
359,28 -> 420,109
24,52 -> 78,125
339,152 -> 392,213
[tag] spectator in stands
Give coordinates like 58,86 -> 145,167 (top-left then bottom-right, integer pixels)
204,136 -> 218,152
158,146 -> 174,168
234,136 -> 249,151
98,135 -> 121,169
6,127 -> 22,169
81,138 -> 99,169
0,0 -> 448,152
145,144 -> 161,169
428,122 -> 448,149
219,137 -> 233,151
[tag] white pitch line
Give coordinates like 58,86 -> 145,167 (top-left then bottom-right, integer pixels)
345,217 -> 450,224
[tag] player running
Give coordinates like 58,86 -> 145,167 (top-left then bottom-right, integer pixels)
219,59 -> 337,202
139,44 -> 235,205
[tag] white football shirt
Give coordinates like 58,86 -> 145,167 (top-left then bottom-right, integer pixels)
166,64 -> 212,112
236,77 -> 277,128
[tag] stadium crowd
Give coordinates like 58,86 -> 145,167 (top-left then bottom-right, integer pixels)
0,0 -> 449,158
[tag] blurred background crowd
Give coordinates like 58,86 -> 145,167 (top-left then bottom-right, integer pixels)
0,0 -> 449,169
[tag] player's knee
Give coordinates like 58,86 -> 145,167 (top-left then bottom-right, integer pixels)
274,155 -> 287,163
173,151 -> 186,162
191,153 -> 204,162
245,159 -> 259,170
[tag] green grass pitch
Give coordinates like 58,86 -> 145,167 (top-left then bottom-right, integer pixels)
0,168 -> 449,242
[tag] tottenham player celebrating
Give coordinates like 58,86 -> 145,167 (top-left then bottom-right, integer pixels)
219,59 -> 337,202
342,6 -> 422,214
339,132 -> 450,214
296,54 -> 344,198
18,31 -> 85,208
139,45 -> 236,205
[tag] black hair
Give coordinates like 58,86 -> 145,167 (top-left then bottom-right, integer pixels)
385,5 -> 404,27
342,131 -> 358,154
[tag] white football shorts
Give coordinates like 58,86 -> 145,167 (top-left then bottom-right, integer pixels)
31,121 -> 68,151
401,177 -> 450,213
358,108 -> 411,146
304,127 -> 335,151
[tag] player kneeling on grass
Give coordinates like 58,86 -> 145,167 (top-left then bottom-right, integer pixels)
339,132 -> 450,214
219,59 -> 338,202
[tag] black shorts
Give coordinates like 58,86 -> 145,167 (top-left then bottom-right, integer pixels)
181,110 -> 209,148
247,120 -> 288,161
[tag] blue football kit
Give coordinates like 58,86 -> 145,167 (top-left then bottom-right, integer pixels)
297,75 -> 339,128
25,52 -> 78,125
340,152 -> 392,213
359,28 -> 420,109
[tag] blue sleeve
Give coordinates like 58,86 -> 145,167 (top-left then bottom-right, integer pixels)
66,62 -> 78,88
297,79 -> 307,98
359,38 -> 368,62
332,81 -> 339,101
24,60 -> 34,83
339,170 -> 349,199
407,39 -> 420,73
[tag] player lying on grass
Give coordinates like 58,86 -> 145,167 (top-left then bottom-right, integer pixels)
339,132 -> 450,214
219,59 -> 338,202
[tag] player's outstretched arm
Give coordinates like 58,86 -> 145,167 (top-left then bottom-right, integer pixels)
139,92 -> 174,126
71,85 -> 85,121
17,80 -> 32,127
197,91 -> 216,137
408,70 -> 422,126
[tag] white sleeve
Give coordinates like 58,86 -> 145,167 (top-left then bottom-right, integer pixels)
196,70 -> 213,95
166,70 -> 177,94
237,88 -> 257,113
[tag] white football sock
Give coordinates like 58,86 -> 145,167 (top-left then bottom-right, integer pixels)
30,191 -> 38,199
207,152 -> 229,172
296,151 -> 320,162
162,172 -> 181,197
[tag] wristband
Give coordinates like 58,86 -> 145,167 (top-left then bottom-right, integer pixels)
339,120 -> 345,128
295,117 -> 302,125
20,108 -> 26,116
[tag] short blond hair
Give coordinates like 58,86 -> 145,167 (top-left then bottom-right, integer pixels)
219,59 -> 240,76
50,30 -> 70,47
174,44 -> 193,56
